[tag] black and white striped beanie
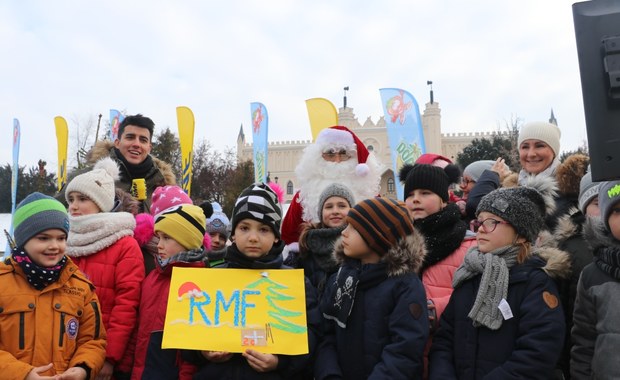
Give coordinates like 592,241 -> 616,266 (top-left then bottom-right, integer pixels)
231,183 -> 282,237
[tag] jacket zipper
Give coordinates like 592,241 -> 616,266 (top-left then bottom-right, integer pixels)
90,301 -> 101,339
59,312 -> 65,347
19,312 -> 24,350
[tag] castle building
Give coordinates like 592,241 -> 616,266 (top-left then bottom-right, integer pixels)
236,100 -> 502,204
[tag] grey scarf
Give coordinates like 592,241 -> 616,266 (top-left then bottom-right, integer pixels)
452,245 -> 520,330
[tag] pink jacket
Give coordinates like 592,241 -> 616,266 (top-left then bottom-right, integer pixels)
422,236 -> 477,319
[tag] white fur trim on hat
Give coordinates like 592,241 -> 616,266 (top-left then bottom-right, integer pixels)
66,157 -> 119,212
518,122 -> 562,157
315,128 -> 355,147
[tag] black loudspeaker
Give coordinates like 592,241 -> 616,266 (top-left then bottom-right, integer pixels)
573,0 -> 620,181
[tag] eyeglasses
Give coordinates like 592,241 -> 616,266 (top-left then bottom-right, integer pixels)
322,148 -> 352,161
470,218 -> 510,233
461,177 -> 475,186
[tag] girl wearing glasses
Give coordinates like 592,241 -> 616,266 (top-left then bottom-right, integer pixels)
429,178 -> 569,379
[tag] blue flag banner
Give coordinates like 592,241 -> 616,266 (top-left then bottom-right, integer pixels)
379,88 -> 426,200
6,118 -> 21,256
250,102 -> 269,183
109,109 -> 124,141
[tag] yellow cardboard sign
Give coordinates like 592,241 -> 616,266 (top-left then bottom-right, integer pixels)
162,267 -> 309,355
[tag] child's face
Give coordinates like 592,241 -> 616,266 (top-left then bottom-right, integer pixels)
608,205 -> 620,240
23,229 -> 67,267
341,224 -> 379,264
474,211 -> 522,253
321,196 -> 350,228
67,191 -> 101,216
404,189 -> 446,220
585,197 -> 600,218
233,219 -> 278,259
156,231 -> 186,259
209,232 -> 227,250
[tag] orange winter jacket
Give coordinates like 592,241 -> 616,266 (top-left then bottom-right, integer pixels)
0,256 -> 107,379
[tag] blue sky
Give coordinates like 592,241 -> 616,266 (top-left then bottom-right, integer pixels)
1,0 -> 588,170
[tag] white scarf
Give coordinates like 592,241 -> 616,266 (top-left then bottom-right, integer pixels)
518,157 -> 560,186
66,212 -> 136,257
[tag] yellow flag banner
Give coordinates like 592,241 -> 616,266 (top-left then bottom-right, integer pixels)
162,267 -> 309,355
54,116 -> 69,192
176,106 -> 195,196
305,98 -> 338,141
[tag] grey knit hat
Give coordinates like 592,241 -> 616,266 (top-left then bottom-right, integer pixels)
598,180 -> 620,232
578,171 -> 601,214
317,183 -> 355,220
476,186 -> 547,243
232,183 -> 282,237
463,160 -> 501,182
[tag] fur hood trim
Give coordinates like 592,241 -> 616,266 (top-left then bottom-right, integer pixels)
537,206 -> 580,250
87,140 -> 177,186
533,246 -> 571,280
583,216 -> 620,252
332,228 -> 426,277
555,154 -> 589,197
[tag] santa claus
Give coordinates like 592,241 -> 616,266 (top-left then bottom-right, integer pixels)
281,126 -> 383,245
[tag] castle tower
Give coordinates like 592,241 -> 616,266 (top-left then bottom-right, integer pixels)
422,101 -> 442,154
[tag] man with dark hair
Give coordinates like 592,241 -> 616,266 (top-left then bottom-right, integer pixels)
58,114 -> 176,213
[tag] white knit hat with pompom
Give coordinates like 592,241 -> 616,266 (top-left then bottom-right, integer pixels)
65,157 -> 120,212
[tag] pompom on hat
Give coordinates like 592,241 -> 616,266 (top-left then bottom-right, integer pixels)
315,126 -> 370,176
476,175 -> 557,242
65,157 -> 119,212
13,192 -> 70,248
154,204 -> 206,250
398,163 -> 461,201
517,121 -> 562,157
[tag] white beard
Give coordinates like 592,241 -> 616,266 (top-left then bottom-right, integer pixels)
295,143 -> 383,223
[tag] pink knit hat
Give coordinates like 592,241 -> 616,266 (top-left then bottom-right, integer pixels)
150,185 -> 192,216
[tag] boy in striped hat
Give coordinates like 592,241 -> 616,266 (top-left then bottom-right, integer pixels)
3,192 -> 106,379
316,197 -> 429,379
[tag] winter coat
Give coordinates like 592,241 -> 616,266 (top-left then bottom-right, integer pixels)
132,251 -> 205,380
66,211 -> 144,375
571,218 -> 620,379
538,208 -> 594,379
296,223 -> 343,300
0,255 -> 107,379
315,230 -> 429,380
429,247 -> 570,380
545,154 -> 588,232
188,241 -> 322,380
423,236 -> 476,320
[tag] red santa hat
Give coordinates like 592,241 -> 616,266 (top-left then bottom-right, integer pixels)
315,126 -> 370,176
415,153 -> 452,167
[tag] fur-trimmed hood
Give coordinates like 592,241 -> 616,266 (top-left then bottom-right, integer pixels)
555,153 -> 589,197
87,140 -> 177,186
537,206 -> 582,249
332,229 -> 426,277
583,215 -> 620,253
532,245 -> 572,281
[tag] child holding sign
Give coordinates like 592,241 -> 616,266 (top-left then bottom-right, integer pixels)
188,182 -> 321,380
132,204 -> 207,380
315,197 -> 429,379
